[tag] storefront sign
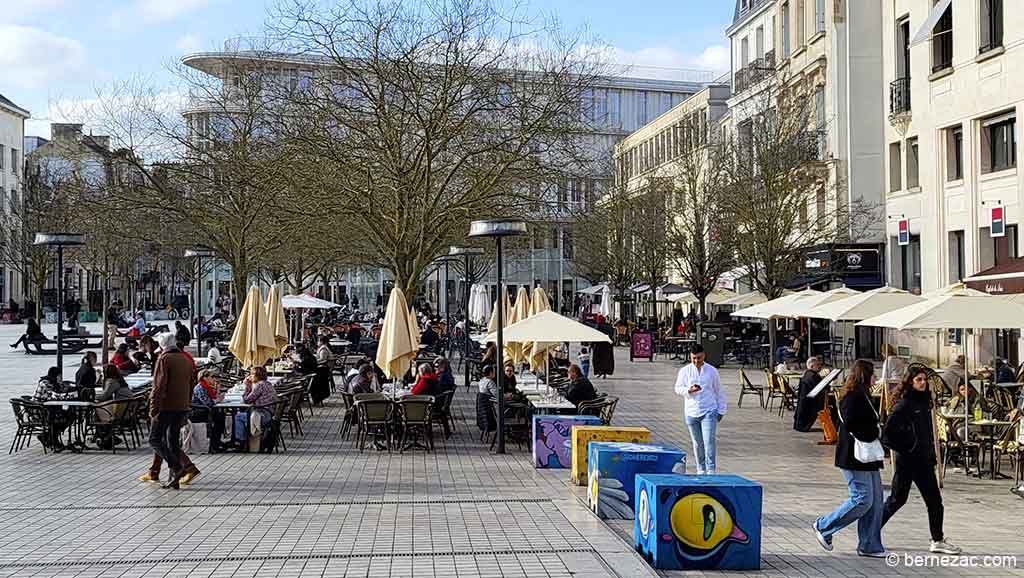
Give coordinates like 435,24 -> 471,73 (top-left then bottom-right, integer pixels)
898,219 -> 910,245
991,206 -> 1005,237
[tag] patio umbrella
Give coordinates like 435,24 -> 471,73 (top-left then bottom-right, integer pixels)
376,288 -> 418,380
486,310 -> 612,344
719,290 -> 793,309
407,304 -> 421,350
669,288 -> 737,305
599,284 -> 613,318
730,289 -> 824,320
803,286 -> 924,322
506,286 -> 532,364
578,284 -> 606,295
525,287 -> 553,372
281,294 -> 339,309
470,284 -> 491,326
228,285 -> 277,369
264,285 -> 289,356
487,286 -> 511,334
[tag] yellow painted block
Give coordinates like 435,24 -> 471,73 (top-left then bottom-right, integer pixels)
569,426 -> 651,486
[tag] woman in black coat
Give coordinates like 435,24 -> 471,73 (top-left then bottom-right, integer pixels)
590,317 -> 615,378
812,359 -> 886,557
880,367 -> 960,554
793,357 -> 824,432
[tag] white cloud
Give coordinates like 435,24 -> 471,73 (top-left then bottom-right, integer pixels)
135,0 -> 210,23
0,0 -> 67,24
690,45 -> 730,72
0,25 -> 87,90
175,32 -> 202,53
601,43 -> 730,82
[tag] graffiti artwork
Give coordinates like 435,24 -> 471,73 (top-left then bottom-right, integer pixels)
532,415 -> 601,469
569,425 -> 651,486
587,442 -> 686,520
634,474 -> 762,571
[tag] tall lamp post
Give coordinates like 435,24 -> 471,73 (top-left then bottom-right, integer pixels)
468,219 -> 526,454
449,246 -> 484,387
34,233 -> 86,375
185,246 -> 215,357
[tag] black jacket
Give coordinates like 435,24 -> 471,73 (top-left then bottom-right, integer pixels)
835,388 -> 883,471
75,364 -> 97,388
882,389 -> 936,466
565,377 -> 598,407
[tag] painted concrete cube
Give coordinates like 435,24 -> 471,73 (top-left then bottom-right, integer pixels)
634,474 -> 762,571
587,442 -> 686,520
532,414 -> 602,469
569,426 -> 651,486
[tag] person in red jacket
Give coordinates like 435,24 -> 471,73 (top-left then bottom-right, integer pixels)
410,363 -> 439,396
110,343 -> 138,373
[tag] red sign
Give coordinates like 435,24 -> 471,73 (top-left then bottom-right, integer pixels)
897,219 -> 910,246
630,332 -> 653,362
991,206 -> 1005,237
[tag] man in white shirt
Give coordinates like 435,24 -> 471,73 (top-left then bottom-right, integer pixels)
673,344 -> 727,474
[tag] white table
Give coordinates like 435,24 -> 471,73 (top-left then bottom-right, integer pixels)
529,396 -> 576,414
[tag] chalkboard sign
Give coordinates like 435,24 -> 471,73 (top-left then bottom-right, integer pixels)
630,332 -> 653,362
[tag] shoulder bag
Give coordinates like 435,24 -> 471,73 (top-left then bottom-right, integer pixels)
838,392 -> 885,463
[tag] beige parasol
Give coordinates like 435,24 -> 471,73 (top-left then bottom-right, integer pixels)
525,287 -> 553,372
376,288 -> 418,380
229,286 -> 278,369
264,285 -> 289,356
487,286 -> 512,334
506,287 -> 531,364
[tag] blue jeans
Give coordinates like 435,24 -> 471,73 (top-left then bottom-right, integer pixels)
580,360 -> 590,378
685,411 -> 718,474
815,469 -> 885,554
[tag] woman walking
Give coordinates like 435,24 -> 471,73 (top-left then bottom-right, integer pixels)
880,367 -> 961,554
812,359 -> 887,557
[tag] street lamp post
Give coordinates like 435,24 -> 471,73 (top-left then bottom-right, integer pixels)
185,246 -> 215,357
449,246 -> 484,392
34,233 -> 85,375
468,219 -> 527,454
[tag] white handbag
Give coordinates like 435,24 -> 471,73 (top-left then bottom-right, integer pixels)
839,392 -> 885,464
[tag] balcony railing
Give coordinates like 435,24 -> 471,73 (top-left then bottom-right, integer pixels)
889,77 -> 911,118
799,130 -> 828,162
734,51 -> 775,94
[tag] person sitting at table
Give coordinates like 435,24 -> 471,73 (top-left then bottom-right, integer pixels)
350,364 -> 376,395
91,364 -> 133,449
346,322 -> 362,348
882,345 -> 908,384
10,317 -> 46,351
476,364 -> 502,436
564,363 -> 599,407
941,354 -> 966,393
420,324 -> 439,350
132,335 -> 159,369
75,351 -> 98,389
435,358 -> 456,393
111,343 -> 139,374
316,335 -> 333,363
174,320 -> 192,347
309,336 -> 333,406
234,366 -> 276,446
294,345 -> 318,375
793,357 -> 825,432
482,342 -> 497,365
96,364 -> 133,402
995,358 -> 1016,384
34,367 -> 72,451
203,340 -> 220,363
502,361 -> 517,392
116,312 -> 146,338
411,363 -> 440,396
190,369 -> 225,452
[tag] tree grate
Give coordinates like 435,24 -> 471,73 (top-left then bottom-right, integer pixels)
0,496 -> 551,513
0,548 -> 598,570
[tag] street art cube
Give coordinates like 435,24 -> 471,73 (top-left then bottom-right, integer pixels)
587,442 -> 686,520
569,426 -> 651,486
634,474 -> 762,571
532,415 -> 602,469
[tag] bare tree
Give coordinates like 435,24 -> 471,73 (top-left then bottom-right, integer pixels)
271,0 -> 605,301
627,177 -> 672,323
570,178 -> 635,297
666,138 -> 735,320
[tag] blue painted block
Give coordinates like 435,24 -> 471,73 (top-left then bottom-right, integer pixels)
532,414 -> 601,469
587,442 -> 686,520
634,474 -> 762,571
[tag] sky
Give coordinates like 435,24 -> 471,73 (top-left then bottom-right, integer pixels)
1,0 -> 734,138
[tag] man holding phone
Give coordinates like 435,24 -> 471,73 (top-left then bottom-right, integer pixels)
673,344 -> 727,474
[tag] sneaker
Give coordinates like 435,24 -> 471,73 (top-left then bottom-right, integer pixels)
930,539 -> 961,555
180,467 -> 201,486
857,549 -> 889,558
812,523 -> 833,552
138,472 -> 160,483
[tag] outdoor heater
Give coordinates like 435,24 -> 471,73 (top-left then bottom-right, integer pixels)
468,219 -> 527,454
449,245 -> 485,393
185,246 -> 215,357
34,233 -> 86,374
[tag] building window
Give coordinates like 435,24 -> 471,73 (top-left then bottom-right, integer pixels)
10,149 -> 17,176
815,189 -> 826,228
932,2 -> 953,73
906,137 -> 920,189
896,17 -> 910,80
562,229 -> 573,259
889,142 -> 902,192
0,145 -> 4,171
900,234 -> 922,292
797,0 -> 806,45
756,26 -> 764,57
980,0 -> 1003,54
782,2 -> 791,57
607,90 -> 621,129
947,126 -> 963,181
949,230 -> 965,283
982,112 -> 1016,173
636,91 -> 647,128
815,0 -> 825,33
741,37 -> 750,68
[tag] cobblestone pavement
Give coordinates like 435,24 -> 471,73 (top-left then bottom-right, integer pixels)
0,323 -> 1021,577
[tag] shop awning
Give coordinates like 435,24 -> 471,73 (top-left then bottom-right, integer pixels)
910,0 -> 952,47
964,258 -> 1024,295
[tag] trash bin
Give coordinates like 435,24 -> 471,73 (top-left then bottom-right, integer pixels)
698,322 -> 727,367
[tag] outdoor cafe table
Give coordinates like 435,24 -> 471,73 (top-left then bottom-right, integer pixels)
42,400 -> 95,452
528,395 -> 576,415
970,419 -> 1015,480
663,336 -> 695,360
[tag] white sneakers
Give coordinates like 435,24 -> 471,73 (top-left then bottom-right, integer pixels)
812,524 -> 833,552
930,539 -> 962,555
